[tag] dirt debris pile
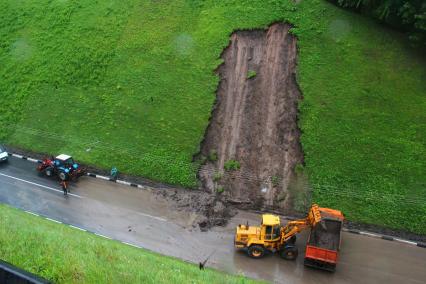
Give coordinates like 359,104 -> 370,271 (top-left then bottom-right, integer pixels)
198,23 -> 304,212
157,189 -> 235,231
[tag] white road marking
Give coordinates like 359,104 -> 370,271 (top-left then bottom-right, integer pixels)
122,241 -> 142,249
0,172 -> 83,199
95,233 -> 112,239
11,154 -> 23,159
69,225 -> 87,232
25,210 -> 39,217
45,217 -> 62,224
137,212 -> 167,222
27,158 -> 39,163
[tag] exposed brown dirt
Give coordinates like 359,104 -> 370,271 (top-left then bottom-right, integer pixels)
197,23 -> 303,213
156,188 -> 236,231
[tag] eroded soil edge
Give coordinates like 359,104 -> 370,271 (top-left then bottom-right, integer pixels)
197,23 -> 304,213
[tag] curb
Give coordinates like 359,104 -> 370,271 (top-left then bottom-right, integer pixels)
341,228 -> 425,248
8,152 -> 426,250
268,213 -> 425,249
8,153 -> 150,191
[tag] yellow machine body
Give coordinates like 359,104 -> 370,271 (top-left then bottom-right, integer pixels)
234,204 -> 325,259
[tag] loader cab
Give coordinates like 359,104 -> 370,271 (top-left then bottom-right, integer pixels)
261,214 -> 281,241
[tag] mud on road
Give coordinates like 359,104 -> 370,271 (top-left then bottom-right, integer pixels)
198,23 -> 303,213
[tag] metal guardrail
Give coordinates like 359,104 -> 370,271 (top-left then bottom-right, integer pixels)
0,260 -> 50,284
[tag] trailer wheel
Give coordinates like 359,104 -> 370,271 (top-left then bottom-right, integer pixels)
248,245 -> 265,259
45,167 -> 54,177
280,246 -> 298,260
58,172 -> 68,181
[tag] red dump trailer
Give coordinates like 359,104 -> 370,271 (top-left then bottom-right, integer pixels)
304,208 -> 344,272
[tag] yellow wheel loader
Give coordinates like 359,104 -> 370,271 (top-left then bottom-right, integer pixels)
234,204 -> 338,260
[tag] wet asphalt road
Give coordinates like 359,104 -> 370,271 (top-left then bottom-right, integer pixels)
1,156 -> 425,284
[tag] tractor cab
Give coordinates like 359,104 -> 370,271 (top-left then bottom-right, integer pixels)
53,154 -> 80,180
54,154 -> 80,172
261,214 -> 281,241
55,154 -> 75,168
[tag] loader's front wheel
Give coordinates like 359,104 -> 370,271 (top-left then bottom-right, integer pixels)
288,235 -> 296,245
248,245 -> 265,259
280,246 -> 298,260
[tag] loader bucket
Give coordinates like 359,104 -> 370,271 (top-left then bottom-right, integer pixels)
307,204 -> 322,226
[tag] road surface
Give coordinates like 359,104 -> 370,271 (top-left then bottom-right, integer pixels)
1,156 -> 425,284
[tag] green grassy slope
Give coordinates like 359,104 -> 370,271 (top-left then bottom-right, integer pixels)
0,204 -> 258,283
0,0 -> 425,233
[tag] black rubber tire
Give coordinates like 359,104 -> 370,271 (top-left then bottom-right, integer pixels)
58,172 -> 68,181
288,235 -> 297,245
280,246 -> 298,260
247,245 -> 265,259
45,167 -> 54,177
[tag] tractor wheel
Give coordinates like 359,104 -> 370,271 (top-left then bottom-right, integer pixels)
58,172 -> 68,181
45,167 -> 54,177
280,246 -> 298,261
248,245 -> 265,259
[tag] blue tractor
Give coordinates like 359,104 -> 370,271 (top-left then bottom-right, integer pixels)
37,154 -> 85,181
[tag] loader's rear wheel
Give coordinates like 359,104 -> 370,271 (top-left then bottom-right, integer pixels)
248,245 -> 265,259
280,246 -> 298,260
45,167 -> 53,177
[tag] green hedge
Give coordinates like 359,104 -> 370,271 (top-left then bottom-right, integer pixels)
330,0 -> 426,45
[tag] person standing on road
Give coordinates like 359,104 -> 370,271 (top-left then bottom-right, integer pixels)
61,180 -> 68,196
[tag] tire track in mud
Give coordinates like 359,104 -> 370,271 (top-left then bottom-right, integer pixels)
198,23 -> 303,212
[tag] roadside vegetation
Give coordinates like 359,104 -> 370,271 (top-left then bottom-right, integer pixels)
329,0 -> 426,45
0,0 -> 424,233
0,204 -> 258,284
